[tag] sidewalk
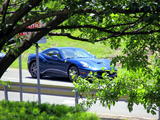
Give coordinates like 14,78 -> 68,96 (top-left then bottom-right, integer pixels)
99,114 -> 155,120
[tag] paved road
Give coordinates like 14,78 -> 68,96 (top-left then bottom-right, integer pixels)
0,68 -> 158,120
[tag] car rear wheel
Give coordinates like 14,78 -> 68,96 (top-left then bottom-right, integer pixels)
68,66 -> 79,81
29,61 -> 41,78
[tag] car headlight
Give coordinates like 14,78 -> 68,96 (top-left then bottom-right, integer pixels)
80,61 -> 89,68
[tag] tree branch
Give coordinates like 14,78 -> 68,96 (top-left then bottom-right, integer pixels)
23,13 -> 145,34
48,33 -> 90,42
125,29 -> 160,35
7,0 -> 42,26
23,24 -> 160,36
24,25 -> 117,34
133,23 -> 151,33
77,6 -> 160,15
13,9 -> 70,34
0,0 -> 43,51
2,8 -> 145,36
120,13 -> 146,32
1,0 -> 11,25
48,28 -> 160,43
0,9 -> 70,51
22,13 -> 144,33
48,32 -> 117,42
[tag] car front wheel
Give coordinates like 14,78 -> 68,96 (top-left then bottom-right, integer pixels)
68,66 -> 79,81
29,61 -> 41,78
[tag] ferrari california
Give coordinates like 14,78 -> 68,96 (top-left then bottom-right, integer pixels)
28,47 -> 116,81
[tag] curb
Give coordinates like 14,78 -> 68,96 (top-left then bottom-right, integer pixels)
98,114 -> 156,120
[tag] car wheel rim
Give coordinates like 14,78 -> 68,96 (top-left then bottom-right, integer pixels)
68,66 -> 79,81
30,62 -> 37,77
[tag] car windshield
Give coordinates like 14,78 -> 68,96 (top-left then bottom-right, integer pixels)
61,48 -> 95,59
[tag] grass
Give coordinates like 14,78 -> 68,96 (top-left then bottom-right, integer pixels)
11,36 -> 118,69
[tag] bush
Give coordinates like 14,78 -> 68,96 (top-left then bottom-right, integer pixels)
0,100 -> 100,120
61,112 -> 100,120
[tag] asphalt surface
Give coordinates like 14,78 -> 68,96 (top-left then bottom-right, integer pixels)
0,68 -> 158,120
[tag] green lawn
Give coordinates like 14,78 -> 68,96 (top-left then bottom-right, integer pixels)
11,36 -> 118,69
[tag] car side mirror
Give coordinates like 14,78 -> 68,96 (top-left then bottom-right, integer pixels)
51,55 -> 59,60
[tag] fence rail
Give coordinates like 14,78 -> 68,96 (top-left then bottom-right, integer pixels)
0,82 -> 75,97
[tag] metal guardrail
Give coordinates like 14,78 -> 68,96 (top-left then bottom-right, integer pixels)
0,82 -> 75,97
0,81 -> 128,100
0,81 -> 127,104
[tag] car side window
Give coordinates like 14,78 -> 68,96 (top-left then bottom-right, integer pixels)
45,50 -> 61,59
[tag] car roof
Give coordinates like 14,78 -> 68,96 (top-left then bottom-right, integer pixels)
42,47 -> 83,53
53,47 -> 81,49
45,47 -> 82,51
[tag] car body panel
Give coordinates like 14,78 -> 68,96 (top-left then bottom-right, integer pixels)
0,53 -> 5,61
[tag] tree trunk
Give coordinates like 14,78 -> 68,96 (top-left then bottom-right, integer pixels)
0,14 -> 69,78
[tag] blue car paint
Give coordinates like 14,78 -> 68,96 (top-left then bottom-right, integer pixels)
0,53 -> 5,60
28,47 -> 116,78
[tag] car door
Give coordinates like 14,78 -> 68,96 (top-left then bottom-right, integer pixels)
42,49 -> 67,77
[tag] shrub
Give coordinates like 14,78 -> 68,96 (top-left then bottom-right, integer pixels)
0,100 -> 99,120
61,112 -> 100,120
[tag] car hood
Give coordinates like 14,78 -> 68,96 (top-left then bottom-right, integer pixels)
67,58 -> 113,71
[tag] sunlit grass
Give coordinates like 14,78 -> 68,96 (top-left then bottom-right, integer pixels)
11,36 -> 118,69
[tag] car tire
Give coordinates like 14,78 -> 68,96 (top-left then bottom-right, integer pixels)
68,66 -> 79,81
29,61 -> 42,78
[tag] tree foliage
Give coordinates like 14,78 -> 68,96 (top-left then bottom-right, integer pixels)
75,57 -> 160,114
0,0 -> 160,113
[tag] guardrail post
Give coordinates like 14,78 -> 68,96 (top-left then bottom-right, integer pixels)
4,85 -> 8,101
158,107 -> 160,120
19,55 -> 23,101
36,43 -> 41,104
75,89 -> 79,105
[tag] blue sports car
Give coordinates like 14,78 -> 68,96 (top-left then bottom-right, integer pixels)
28,47 -> 116,81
